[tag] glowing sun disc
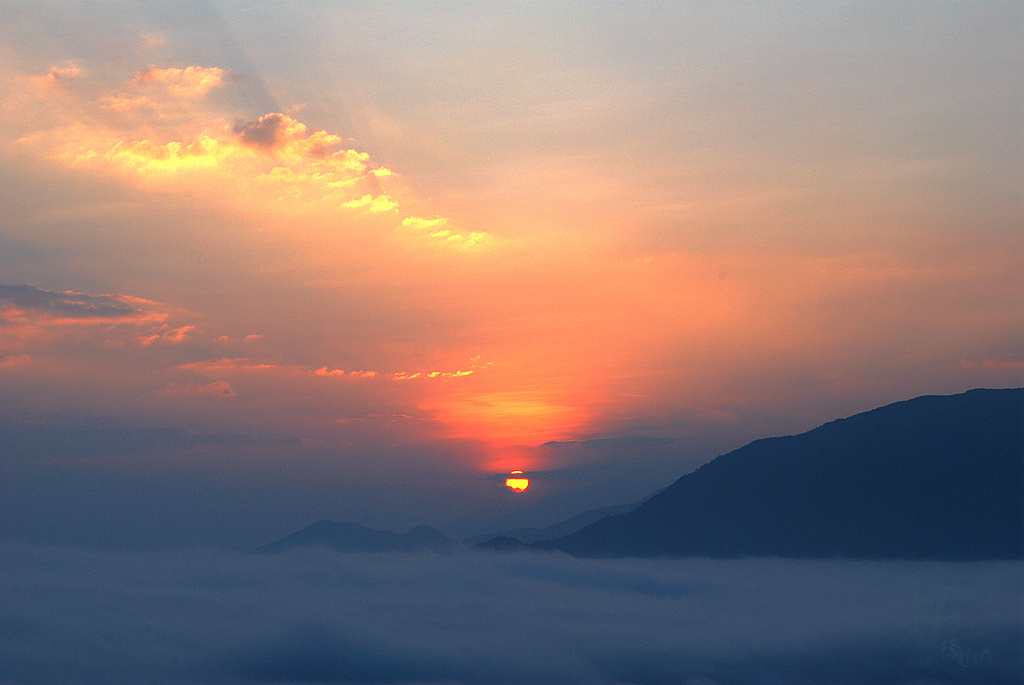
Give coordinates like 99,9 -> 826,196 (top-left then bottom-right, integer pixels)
505,477 -> 529,492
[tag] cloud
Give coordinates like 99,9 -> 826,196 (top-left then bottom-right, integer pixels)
0,284 -> 180,360
137,325 -> 195,346
341,193 -> 400,212
29,62 -> 82,89
390,369 -> 474,381
132,65 -> 228,98
230,112 -> 387,186
234,112 -> 308,149
158,380 -> 236,398
98,94 -> 151,112
401,216 -> 449,231
179,359 -> 476,383
13,70 -> 381,201
0,284 -> 164,325
177,357 -> 279,375
8,60 -> 498,255
401,216 -> 491,249
1,546 -> 1020,684
0,283 -> 484,450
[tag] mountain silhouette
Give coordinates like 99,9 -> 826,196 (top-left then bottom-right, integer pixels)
257,520 -> 459,554
541,388 -> 1023,560
472,535 -> 535,552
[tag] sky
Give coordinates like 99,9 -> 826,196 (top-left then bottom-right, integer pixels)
0,1 -> 1022,547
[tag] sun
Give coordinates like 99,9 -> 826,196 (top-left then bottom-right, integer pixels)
505,470 -> 529,492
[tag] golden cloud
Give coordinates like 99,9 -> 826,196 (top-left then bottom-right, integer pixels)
10,61 -> 491,252
400,216 -> 491,249
314,365 -> 346,376
341,193 -> 399,212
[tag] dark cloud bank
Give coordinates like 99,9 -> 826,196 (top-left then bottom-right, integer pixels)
0,283 -> 142,320
2,545 -> 1020,684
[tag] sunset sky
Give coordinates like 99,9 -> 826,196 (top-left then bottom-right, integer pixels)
1,1 -> 1021,547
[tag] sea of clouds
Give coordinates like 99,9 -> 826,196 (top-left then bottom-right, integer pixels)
2,545 -> 1021,684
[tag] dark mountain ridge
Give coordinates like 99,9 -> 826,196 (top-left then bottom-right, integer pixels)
541,388 -> 1023,560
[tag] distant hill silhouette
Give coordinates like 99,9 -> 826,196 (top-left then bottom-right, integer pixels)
257,520 -> 459,554
472,536 -> 534,552
541,389 -> 1023,560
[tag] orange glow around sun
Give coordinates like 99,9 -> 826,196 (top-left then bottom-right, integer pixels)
505,474 -> 529,492
421,387 -> 592,449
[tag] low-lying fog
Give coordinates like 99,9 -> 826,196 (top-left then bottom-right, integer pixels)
2,545 -> 1020,684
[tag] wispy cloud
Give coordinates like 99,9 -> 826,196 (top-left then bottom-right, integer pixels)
177,357 -> 279,374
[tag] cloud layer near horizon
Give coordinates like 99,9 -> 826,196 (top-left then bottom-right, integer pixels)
2,546 -> 1021,685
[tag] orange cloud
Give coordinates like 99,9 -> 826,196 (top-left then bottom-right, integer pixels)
132,65 -> 228,98
159,380 -> 236,398
177,358 -> 279,375
0,285 -> 172,347
30,63 -> 82,89
0,285 -> 231,402
137,325 -> 195,346
99,95 -> 152,112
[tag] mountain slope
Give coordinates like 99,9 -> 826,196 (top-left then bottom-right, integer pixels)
542,388 -> 1024,560
257,520 -> 459,554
